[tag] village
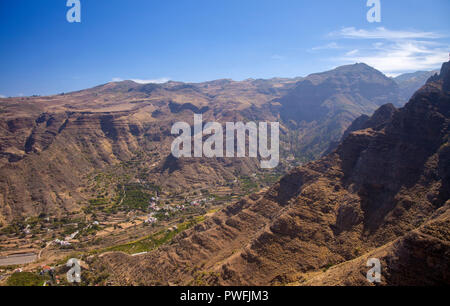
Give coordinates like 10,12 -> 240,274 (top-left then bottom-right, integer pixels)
0,183 -> 239,286
0,153 -> 281,286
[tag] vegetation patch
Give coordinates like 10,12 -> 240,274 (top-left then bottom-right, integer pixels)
96,216 -> 205,255
6,272 -> 48,286
239,176 -> 259,193
119,183 -> 153,211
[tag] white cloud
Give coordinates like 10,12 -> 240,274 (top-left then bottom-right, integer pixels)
345,49 -> 359,56
0,94 -> 6,98
322,27 -> 449,75
132,78 -> 170,84
111,77 -> 170,84
311,42 -> 341,51
332,27 -> 444,40
271,54 -> 285,60
341,42 -> 447,76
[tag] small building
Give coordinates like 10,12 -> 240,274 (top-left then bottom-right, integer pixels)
145,216 -> 158,224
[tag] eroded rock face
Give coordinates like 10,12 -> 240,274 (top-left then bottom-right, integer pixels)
304,202 -> 450,286
99,62 -> 449,286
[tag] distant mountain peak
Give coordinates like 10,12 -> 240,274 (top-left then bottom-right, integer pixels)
394,68 -> 442,103
334,62 -> 383,73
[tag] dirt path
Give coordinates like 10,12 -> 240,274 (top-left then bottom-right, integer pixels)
38,242 -> 53,259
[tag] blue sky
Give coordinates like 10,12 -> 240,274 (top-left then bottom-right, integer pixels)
0,0 -> 449,97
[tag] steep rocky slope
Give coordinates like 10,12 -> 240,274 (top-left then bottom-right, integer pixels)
302,202 -> 449,286
99,62 -> 449,286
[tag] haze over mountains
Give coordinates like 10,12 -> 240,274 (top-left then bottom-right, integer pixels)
0,63 -> 437,225
99,61 -> 450,286
394,70 -> 441,103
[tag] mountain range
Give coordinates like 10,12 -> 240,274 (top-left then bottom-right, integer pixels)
0,63 -> 434,225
